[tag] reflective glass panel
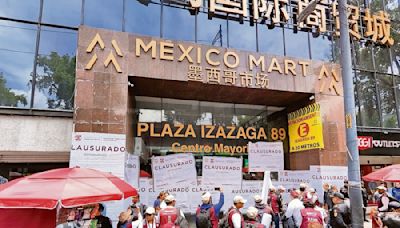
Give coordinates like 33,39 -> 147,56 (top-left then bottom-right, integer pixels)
0,0 -> 40,21
284,29 -> 310,59
356,71 -> 381,127
0,21 -> 36,107
34,26 -> 77,110
228,20 -> 256,51
373,46 -> 392,74
197,12 -> 227,47
163,6 -> 195,42
84,0 -> 123,31
354,42 -> 374,71
42,0 -> 82,27
258,25 -> 284,56
376,73 -> 398,127
310,35 -> 332,61
125,1 -> 160,37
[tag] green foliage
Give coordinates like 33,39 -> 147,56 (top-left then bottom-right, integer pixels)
35,52 -> 76,109
0,73 -> 27,107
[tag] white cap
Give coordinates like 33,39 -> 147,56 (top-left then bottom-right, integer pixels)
233,195 -> 247,204
165,194 -> 176,203
377,186 -> 387,191
145,207 -> 156,215
278,185 -> 286,191
253,195 -> 262,203
300,183 -> 307,188
269,186 -> 276,191
246,207 -> 258,219
201,192 -> 211,203
309,188 -> 316,193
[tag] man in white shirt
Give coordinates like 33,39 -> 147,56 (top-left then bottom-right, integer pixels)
228,195 -> 247,228
285,190 -> 304,228
377,186 -> 390,212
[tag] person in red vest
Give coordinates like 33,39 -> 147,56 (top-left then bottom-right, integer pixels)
158,195 -> 188,228
299,197 -> 323,228
227,195 -> 246,228
268,187 -> 282,228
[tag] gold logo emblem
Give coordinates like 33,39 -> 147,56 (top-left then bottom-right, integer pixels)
85,33 -> 123,73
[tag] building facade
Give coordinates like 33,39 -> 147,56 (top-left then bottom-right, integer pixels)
0,0 -> 399,179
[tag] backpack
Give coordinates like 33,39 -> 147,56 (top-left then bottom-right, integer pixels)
218,207 -> 235,228
159,208 -> 189,228
196,207 -> 213,228
244,221 -> 264,228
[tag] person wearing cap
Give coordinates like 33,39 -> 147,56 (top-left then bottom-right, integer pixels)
267,186 -> 282,228
117,211 -> 133,228
253,195 -> 273,227
284,189 -> 304,228
133,207 -> 159,228
154,192 -> 166,212
196,189 -> 224,228
329,192 -> 351,228
159,195 -> 188,228
377,185 -> 390,212
323,183 -> 333,211
305,188 -> 320,207
277,186 -> 286,212
128,194 -> 147,223
244,207 -> 264,228
227,195 -> 246,228
299,183 -> 308,200
299,197 -> 323,228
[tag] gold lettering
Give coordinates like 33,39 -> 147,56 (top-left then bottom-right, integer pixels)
135,38 -> 156,58
249,55 -> 265,72
215,126 -> 227,138
201,125 -> 205,138
206,49 -> 220,66
205,125 -> 216,138
299,61 -> 310,76
257,128 -> 267,140
160,41 -> 174,61
178,44 -> 194,63
150,123 -> 160,137
160,124 -> 173,137
185,124 -> 196,137
223,51 -> 240,68
284,59 -> 297,76
174,124 -> 185,138
227,126 -> 236,139
137,123 -> 149,137
246,127 -> 256,140
197,47 -> 202,64
236,127 -> 247,139
267,58 -> 283,74
172,142 -> 180,152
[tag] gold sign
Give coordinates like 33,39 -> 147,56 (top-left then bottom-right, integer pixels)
171,142 -> 248,155
185,0 -> 394,46
85,33 -> 124,73
137,123 -> 267,140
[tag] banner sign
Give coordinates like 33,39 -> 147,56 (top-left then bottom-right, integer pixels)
358,136 -> 400,150
261,171 -> 273,204
125,154 -> 140,188
288,103 -> 324,152
151,153 -> 197,191
248,142 -> 284,172
202,156 -> 243,188
70,132 -> 126,179
309,166 -> 348,203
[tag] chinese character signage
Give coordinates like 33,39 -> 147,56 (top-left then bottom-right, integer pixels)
187,0 -> 394,46
288,103 -> 324,152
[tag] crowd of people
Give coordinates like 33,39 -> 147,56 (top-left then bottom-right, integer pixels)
56,181 -> 400,228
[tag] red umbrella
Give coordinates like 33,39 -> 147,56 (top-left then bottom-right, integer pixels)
362,164 -> 400,182
0,167 -> 138,209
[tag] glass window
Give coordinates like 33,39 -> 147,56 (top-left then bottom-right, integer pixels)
0,0 -> 40,21
258,25 -> 284,56
124,1 -> 160,37
376,73 -> 398,128
394,75 -> 400,121
310,35 -> 332,61
387,0 -> 399,76
284,29 -> 310,59
197,12 -> 227,47
355,71 -> 381,127
163,6 -> 195,42
353,70 -> 362,126
354,42 -> 374,71
373,46 -> 392,74
84,0 -> 123,31
42,0 -> 82,27
0,21 -> 36,108
34,26 -> 77,110
228,20 -> 256,51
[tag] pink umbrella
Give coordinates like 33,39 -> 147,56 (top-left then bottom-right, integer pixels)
362,164 -> 400,182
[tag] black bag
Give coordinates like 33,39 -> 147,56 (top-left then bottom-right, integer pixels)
196,207 -> 212,228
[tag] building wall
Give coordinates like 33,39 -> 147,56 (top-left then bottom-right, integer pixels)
0,115 -> 72,163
